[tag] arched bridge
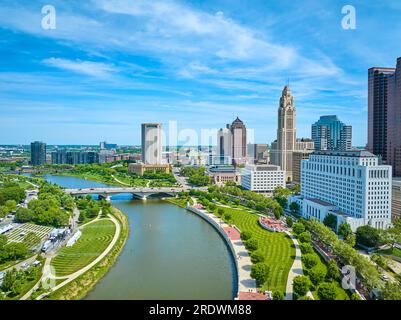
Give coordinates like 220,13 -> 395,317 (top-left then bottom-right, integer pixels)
64,187 -> 189,200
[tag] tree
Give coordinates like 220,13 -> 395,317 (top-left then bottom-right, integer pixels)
217,208 -> 225,216
250,263 -> 269,286
245,239 -> 258,251
338,223 -> 353,239
356,225 -> 381,248
255,203 -> 266,212
308,265 -> 326,286
293,222 -> 305,235
273,205 -> 284,219
344,234 -> 356,247
4,242 -> 28,260
302,253 -> 319,269
317,282 -> 337,300
326,260 -> 340,281
247,200 -> 255,209
272,291 -> 284,300
323,213 -> 337,230
298,231 -> 312,244
14,207 -> 34,223
289,202 -> 300,215
351,293 -> 362,300
380,282 -> 401,300
0,206 -> 8,218
293,276 -> 310,297
240,231 -> 253,241
250,251 -> 265,264
286,216 -> 293,227
5,200 -> 17,212
1,269 -> 16,292
223,212 -> 232,223
299,243 -> 313,254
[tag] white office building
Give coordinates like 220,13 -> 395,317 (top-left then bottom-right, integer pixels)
292,150 -> 392,231
241,164 -> 285,192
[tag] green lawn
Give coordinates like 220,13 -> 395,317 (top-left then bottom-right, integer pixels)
216,206 -> 295,293
51,219 -> 116,277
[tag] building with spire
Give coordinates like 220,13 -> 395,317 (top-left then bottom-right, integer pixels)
216,117 -> 247,166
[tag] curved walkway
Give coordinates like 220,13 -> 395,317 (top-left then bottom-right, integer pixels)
188,200 -> 258,299
21,213 -> 121,300
285,231 -> 314,300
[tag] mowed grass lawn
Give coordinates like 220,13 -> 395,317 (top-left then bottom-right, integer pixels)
217,206 -> 295,293
51,219 -> 116,277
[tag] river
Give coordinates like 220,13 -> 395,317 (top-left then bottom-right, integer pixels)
42,174 -> 236,300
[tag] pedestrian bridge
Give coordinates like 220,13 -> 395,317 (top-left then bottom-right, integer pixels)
64,187 -> 189,200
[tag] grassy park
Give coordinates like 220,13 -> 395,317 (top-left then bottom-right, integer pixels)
217,206 -> 294,293
51,219 -> 116,277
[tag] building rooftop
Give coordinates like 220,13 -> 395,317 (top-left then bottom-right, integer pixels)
308,198 -> 336,207
312,149 -> 376,158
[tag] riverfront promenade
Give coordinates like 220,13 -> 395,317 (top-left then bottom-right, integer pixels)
187,203 -> 265,300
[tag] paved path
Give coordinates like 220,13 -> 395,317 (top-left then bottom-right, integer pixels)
285,231 -> 314,300
111,175 -> 130,187
21,213 -> 121,300
2,254 -> 38,273
189,199 -> 257,297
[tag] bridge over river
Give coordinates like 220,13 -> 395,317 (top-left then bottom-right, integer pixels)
64,186 -> 197,200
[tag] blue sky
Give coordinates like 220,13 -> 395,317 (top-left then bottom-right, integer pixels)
0,0 -> 400,145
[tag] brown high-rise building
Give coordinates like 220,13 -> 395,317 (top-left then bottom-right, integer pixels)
368,57 -> 401,176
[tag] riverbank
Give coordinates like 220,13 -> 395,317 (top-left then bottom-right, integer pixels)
42,207 -> 129,300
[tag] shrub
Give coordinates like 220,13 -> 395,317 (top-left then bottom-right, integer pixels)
217,208 -> 225,216
245,239 -> 259,251
250,263 -> 269,286
250,251 -> 265,263
299,243 -> 313,254
293,222 -> 305,235
302,253 -> 319,269
308,265 -> 326,286
273,291 -> 284,300
286,216 -> 293,227
293,276 -> 310,297
298,231 -> 312,243
317,282 -> 337,300
240,231 -> 253,241
326,260 -> 340,281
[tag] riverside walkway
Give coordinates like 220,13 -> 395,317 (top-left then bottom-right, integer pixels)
187,203 -> 265,300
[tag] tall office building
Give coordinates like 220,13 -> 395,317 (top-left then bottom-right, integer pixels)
217,125 -> 232,165
216,117 -> 247,166
247,143 -> 269,164
368,57 -> 401,176
291,150 -> 392,231
292,150 -> 313,184
141,123 -> 162,165
392,178 -> 401,221
312,115 -> 352,151
30,141 -> 46,166
230,117 -> 247,166
387,58 -> 401,177
270,85 -> 296,181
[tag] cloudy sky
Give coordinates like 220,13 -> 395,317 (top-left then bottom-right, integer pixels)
0,0 -> 400,145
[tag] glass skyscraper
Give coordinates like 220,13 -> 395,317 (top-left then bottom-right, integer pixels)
311,115 -> 352,151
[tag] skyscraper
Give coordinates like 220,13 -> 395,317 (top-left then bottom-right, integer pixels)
387,58 -> 401,177
230,117 -> 247,166
141,123 -> 162,164
311,115 -> 352,151
217,125 -> 232,165
30,141 -> 46,166
368,57 -> 401,176
271,85 -> 296,181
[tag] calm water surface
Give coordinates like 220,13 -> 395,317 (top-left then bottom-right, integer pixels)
42,174 -> 236,300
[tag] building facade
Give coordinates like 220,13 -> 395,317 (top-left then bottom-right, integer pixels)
368,57 -> 401,173
141,123 -> 162,165
241,164 -> 285,192
392,178 -> 401,221
247,143 -> 269,164
217,126 -> 232,165
312,115 -> 352,151
51,150 -> 99,165
128,163 -> 171,176
292,150 -> 313,184
297,150 -> 392,231
30,141 -> 46,166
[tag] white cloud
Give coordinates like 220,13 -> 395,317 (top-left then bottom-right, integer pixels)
42,58 -> 117,78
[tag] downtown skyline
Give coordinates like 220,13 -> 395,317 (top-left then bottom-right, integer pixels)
1,0 -> 401,145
